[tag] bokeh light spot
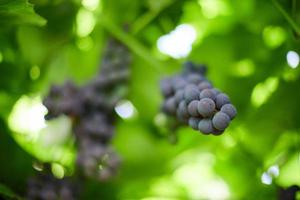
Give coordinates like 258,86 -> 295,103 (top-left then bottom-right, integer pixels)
32,162 -> 43,171
261,172 -> 272,185
115,100 -> 137,119
251,77 -> 279,107
233,59 -> 255,77
261,165 -> 280,185
286,51 -> 299,69
198,0 -> 230,19
172,151 -> 230,199
51,163 -> 65,179
82,0 -> 100,11
76,8 -> 96,37
30,65 -> 40,80
263,26 -> 286,48
8,96 -> 47,139
157,24 -> 197,59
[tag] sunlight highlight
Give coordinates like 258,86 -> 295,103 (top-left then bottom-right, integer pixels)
82,0 -> 100,11
8,96 -> 47,139
251,77 -> 279,107
172,151 -> 230,199
261,165 -> 280,185
115,100 -> 137,119
286,51 -> 299,69
76,8 -> 96,37
157,24 -> 197,59
198,0 -> 230,19
51,163 -> 65,179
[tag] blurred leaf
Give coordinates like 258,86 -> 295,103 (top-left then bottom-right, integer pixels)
0,0 -> 46,27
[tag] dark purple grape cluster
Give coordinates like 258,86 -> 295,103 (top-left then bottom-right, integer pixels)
43,81 -> 82,120
278,185 -> 300,200
76,139 -> 121,181
160,62 -> 237,135
42,38 -> 131,181
26,174 -> 78,200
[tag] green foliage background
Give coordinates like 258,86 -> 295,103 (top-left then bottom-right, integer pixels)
0,0 -> 299,199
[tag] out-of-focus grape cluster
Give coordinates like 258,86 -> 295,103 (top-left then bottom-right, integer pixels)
42,38 -> 131,182
278,185 -> 300,200
26,174 -> 78,200
160,62 -> 237,135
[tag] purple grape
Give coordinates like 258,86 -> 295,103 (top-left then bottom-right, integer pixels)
212,112 -> 230,130
198,119 -> 213,134
199,88 -> 217,101
198,81 -> 212,91
186,74 -> 203,84
162,97 -> 177,115
197,98 -> 216,117
216,93 -> 230,109
160,79 -> 173,97
187,100 -> 200,117
174,89 -> 184,104
188,117 -> 201,130
183,85 -> 200,103
221,104 -> 237,119
173,77 -> 187,90
177,101 -> 189,119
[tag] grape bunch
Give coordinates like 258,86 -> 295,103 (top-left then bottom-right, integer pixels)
160,62 -> 237,135
42,38 -> 131,181
76,139 -> 121,181
278,185 -> 300,200
26,173 -> 78,200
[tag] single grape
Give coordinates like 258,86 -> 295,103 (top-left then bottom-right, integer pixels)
160,79 -> 173,97
174,89 -> 184,104
212,112 -> 230,130
216,93 -> 230,109
188,117 -> 201,130
184,85 -> 199,103
198,81 -> 212,91
172,77 -> 187,90
162,97 -> 177,115
198,119 -> 213,134
199,88 -> 217,101
221,104 -> 237,119
197,98 -> 216,117
187,100 -> 200,117
186,74 -> 203,84
177,101 -> 189,119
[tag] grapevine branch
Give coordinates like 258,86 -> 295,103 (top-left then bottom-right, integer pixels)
272,0 -> 300,35
131,0 -> 175,34
98,16 -> 164,73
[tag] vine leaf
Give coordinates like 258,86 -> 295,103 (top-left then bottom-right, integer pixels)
0,0 -> 46,27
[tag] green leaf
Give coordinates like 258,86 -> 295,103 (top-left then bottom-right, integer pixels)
0,0 -> 46,27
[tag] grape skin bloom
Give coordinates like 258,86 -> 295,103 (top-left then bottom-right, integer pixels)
212,112 -> 230,130
221,104 -> 237,119
198,119 -> 213,134
197,98 -> 216,117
